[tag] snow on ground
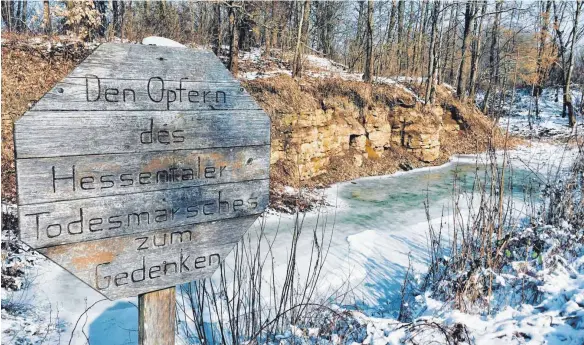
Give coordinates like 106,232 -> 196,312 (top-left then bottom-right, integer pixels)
2,44 -> 582,344
340,235 -> 584,345
2,142 -> 580,345
497,88 -> 583,140
239,49 -> 424,102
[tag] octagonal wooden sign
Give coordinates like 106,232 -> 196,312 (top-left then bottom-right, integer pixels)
14,43 -> 270,300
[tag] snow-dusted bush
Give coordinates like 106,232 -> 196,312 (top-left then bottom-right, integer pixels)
406,143 -> 583,318
175,209 -> 351,344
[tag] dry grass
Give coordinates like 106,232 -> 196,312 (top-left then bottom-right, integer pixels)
246,75 -> 519,190
1,34 -> 91,202
1,35 -> 518,203
243,75 -> 418,116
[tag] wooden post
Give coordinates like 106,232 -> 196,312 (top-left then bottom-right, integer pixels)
139,287 -> 176,345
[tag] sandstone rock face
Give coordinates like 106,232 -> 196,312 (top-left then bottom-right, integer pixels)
271,103 -> 446,180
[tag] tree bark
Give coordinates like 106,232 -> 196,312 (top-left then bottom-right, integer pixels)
448,2 -> 460,85
212,2 -> 221,55
396,0 -> 405,73
20,0 -> 27,32
483,0 -> 502,114
565,0 -> 582,127
425,2 -> 440,104
43,0 -> 51,35
469,2 -> 486,101
228,1 -> 239,76
292,0 -> 311,78
456,1 -> 475,100
535,1 -> 552,117
363,0 -> 374,82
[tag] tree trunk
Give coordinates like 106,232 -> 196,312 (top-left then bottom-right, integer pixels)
469,2 -> 486,101
43,0 -> 51,35
449,2 -> 460,85
565,0 -> 582,127
396,0 -> 405,73
15,0 -> 21,32
20,0 -> 27,32
456,1 -> 475,100
228,1 -> 239,76
113,1 -> 119,38
404,2 -> 415,74
292,0 -> 310,78
120,1 -> 125,41
535,1 -> 552,117
441,3 -> 455,84
425,2 -> 440,104
212,2 -> 221,55
412,1 -> 428,77
363,0 -> 374,82
483,1 -> 502,114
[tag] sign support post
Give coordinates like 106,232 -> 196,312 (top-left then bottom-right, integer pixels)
139,287 -> 176,345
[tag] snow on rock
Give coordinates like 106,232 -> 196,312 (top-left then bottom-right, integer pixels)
142,36 -> 186,48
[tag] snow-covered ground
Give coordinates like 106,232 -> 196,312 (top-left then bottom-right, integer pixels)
239,50 -> 424,102
2,142 -> 579,345
2,46 -> 583,345
496,88 -> 583,140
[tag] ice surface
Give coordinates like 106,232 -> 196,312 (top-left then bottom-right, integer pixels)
3,142 -> 577,344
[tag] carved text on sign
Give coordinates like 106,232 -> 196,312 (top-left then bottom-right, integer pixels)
15,43 -> 270,299
85,76 -> 229,109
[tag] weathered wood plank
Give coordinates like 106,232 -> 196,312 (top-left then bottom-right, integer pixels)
19,179 -> 269,248
17,145 -> 270,205
68,44 -> 236,81
14,110 -> 270,159
38,216 -> 256,299
139,288 -> 176,345
31,77 -> 260,111
15,42 -> 271,300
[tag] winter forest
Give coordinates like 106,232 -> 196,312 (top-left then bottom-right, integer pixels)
1,1 -> 584,345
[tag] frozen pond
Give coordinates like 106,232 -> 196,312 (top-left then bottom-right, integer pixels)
5,144 -> 576,345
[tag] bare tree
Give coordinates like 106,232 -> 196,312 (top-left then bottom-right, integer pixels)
483,0 -> 502,114
43,0 -> 51,35
228,1 -> 239,76
363,0 -> 374,82
212,2 -> 221,55
468,1 -> 486,101
456,1 -> 476,100
535,1 -> 553,117
564,0 -> 582,127
292,0 -> 311,78
425,1 -> 440,104
396,0 -> 405,72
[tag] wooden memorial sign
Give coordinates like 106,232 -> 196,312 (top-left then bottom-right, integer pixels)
14,43 -> 270,300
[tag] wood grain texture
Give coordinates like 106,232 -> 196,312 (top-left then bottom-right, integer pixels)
139,287 -> 176,345
17,145 -> 270,205
32,77 -> 260,111
14,43 -> 271,299
38,216 -> 256,299
68,43 -> 236,81
19,179 -> 269,248
14,110 -> 270,159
